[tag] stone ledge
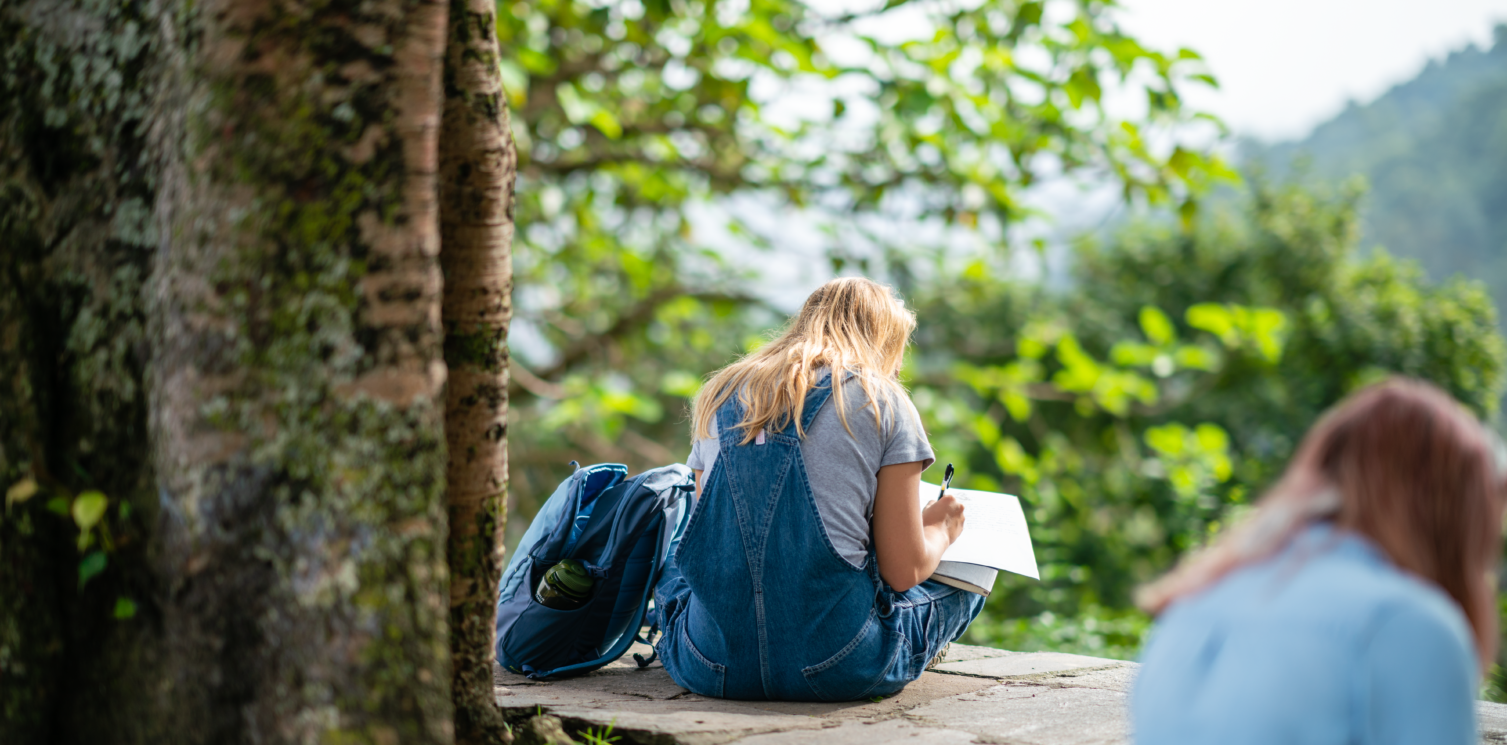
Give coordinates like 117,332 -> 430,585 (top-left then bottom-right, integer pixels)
495,641 -> 1507,744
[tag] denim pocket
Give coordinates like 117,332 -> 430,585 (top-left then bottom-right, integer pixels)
669,625 -> 726,698
800,612 -> 902,701
907,601 -> 938,679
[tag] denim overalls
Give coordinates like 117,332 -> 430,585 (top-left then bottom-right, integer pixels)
654,375 -> 985,701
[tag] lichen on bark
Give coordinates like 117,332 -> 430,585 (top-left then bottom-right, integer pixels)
1,0 -> 163,740
4,0 -> 461,741
146,0 -> 456,741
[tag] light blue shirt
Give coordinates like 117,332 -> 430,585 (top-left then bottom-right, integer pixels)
1132,522 -> 1479,745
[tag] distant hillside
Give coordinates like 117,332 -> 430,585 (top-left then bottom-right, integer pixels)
1247,24 -> 1507,324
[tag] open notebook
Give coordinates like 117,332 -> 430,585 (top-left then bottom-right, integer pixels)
919,481 -> 1040,596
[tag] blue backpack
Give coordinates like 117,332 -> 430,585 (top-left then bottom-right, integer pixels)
495,462 -> 693,680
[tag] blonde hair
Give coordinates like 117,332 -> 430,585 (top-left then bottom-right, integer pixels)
692,277 -> 917,444
1137,379 -> 1506,672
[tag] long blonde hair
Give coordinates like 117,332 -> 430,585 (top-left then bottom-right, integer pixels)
1137,379 -> 1507,671
692,277 -> 917,444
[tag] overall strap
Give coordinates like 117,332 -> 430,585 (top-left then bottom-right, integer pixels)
714,370 -> 837,440
711,369 -> 843,440
792,370 -> 835,436
714,385 -> 744,440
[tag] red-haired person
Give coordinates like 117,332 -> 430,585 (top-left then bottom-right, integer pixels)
1133,379 -> 1506,744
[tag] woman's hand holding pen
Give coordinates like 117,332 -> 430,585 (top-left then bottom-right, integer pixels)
924,462 -> 965,546
923,494 -> 966,546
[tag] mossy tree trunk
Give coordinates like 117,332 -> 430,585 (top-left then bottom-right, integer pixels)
1,0 -> 457,742
438,0 -> 517,742
1,0 -> 176,739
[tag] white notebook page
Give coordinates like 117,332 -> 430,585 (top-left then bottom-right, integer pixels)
920,481 -> 1040,580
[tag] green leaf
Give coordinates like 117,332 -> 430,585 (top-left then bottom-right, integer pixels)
1063,67 -> 1101,109
1110,341 -> 1158,367
589,109 -> 623,140
497,60 -> 531,107
46,496 -> 69,516
1002,391 -> 1032,423
601,391 -> 664,423
1015,1 -> 1043,27
1178,198 -> 1199,231
660,370 -> 702,398
1138,306 -> 1176,346
555,82 -> 593,125
78,551 -> 107,589
1053,335 -> 1101,393
1190,73 -> 1219,89
516,47 -> 558,75
6,477 -> 38,507
1144,424 -> 1187,456
1194,423 -> 1229,453
1173,345 -> 1219,371
72,490 -> 109,531
993,438 -> 1039,484
1166,147 -> 1196,179
1017,336 -> 1048,360
1186,304 -> 1235,344
113,597 -> 138,619
1246,308 -> 1288,362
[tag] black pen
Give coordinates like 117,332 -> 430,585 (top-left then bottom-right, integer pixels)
941,463 -> 955,498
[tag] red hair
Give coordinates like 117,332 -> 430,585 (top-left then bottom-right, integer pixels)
1138,379 -> 1506,671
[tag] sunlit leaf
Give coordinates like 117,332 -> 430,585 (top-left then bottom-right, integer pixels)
994,437 -> 1039,484
1194,423 -> 1229,453
6,477 -> 38,507
1138,306 -> 1175,346
1246,308 -> 1288,363
72,490 -> 109,531
971,413 -> 1002,448
1186,303 -> 1235,344
114,597 -> 137,619
660,370 -> 702,398
1110,341 -> 1158,367
589,109 -> 623,140
1002,391 -> 1032,423
1172,345 -> 1218,371
1144,424 -> 1187,456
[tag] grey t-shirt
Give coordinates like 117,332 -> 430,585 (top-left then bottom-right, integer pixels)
686,376 -> 936,568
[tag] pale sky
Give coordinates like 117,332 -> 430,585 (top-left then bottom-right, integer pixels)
1118,0 -> 1507,142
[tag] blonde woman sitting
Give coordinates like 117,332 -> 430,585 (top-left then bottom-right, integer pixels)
652,277 -> 984,701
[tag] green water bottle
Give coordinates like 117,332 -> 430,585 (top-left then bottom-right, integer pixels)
534,558 -> 595,610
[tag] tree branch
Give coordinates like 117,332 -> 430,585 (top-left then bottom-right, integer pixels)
509,288 -> 758,400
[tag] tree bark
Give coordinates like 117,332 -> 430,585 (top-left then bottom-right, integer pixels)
1,0 -> 457,742
438,0 -> 517,741
1,0 -> 170,739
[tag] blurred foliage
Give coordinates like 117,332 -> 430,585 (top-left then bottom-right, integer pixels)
905,180 -> 1506,658
495,0 -> 1507,692
1250,24 -> 1507,325
6,476 -> 138,616
496,0 -> 1229,522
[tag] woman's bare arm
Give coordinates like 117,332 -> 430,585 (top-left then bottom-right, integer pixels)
872,461 -> 965,591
